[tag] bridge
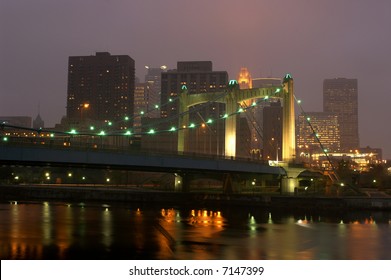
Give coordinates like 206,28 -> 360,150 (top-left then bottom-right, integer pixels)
0,141 -> 285,193
0,74 -> 309,194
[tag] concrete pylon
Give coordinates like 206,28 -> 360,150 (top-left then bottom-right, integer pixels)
225,92 -> 237,158
178,86 -> 189,153
282,74 -> 296,162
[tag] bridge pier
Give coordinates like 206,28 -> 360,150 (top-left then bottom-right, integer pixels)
174,173 -> 192,192
280,164 -> 306,194
174,174 -> 183,192
281,177 -> 299,194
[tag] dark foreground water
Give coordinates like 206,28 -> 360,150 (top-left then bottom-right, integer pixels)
1,200 -> 391,260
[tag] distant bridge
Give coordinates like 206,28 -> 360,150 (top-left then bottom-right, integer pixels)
0,142 -> 285,193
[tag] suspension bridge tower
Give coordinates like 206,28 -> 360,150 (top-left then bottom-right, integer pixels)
281,74 -> 296,162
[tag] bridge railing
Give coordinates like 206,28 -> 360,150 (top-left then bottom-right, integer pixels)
0,136 -> 269,165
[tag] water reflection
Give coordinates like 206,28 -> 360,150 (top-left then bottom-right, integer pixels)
0,201 -> 390,260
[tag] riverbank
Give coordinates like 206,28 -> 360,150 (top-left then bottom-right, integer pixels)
1,184 -> 391,210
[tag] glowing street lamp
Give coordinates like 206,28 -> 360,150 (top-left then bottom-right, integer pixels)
80,103 -> 90,120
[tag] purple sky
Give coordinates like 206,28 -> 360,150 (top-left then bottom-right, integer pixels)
1,0 -> 391,158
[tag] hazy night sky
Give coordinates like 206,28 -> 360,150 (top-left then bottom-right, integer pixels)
1,0 -> 391,158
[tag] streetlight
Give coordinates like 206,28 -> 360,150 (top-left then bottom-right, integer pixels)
80,103 -> 90,121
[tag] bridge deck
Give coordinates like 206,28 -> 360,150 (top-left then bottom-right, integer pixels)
0,143 -> 283,175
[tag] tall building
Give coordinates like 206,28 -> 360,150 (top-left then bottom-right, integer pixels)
66,52 -> 135,129
133,83 -> 148,133
297,112 -> 340,161
323,78 -> 359,151
263,101 -> 282,161
145,66 -> 166,118
160,61 -> 228,119
237,67 -> 252,89
33,114 -> 44,129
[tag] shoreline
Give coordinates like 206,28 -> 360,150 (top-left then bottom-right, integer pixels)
1,184 -> 391,210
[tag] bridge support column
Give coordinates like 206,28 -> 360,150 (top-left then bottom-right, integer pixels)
178,88 -> 189,154
282,74 -> 296,162
174,173 -> 191,192
223,173 -> 243,194
174,174 -> 183,192
225,95 -> 237,158
281,177 -> 299,194
280,165 -> 306,194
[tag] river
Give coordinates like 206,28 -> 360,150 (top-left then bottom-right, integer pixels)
1,200 -> 390,260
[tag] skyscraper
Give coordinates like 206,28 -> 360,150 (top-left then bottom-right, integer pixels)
133,83 -> 148,133
160,61 -> 228,119
297,112 -> 340,157
263,101 -> 282,161
145,66 -> 166,118
237,67 -> 252,89
323,78 -> 359,151
66,52 -> 135,129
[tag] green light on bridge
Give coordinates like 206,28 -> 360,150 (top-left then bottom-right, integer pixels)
69,129 -> 77,134
154,104 -> 159,109
2,137 -> 8,142
189,123 -> 195,128
125,131 -> 132,136
275,88 -> 281,93
140,111 -> 145,115
170,126 -> 176,132
252,101 -> 257,106
99,130 -> 106,136
90,126 -> 95,131
148,129 -> 155,134
223,113 -> 228,118
124,116 -> 129,121
206,119 -> 213,124
107,121 -> 113,126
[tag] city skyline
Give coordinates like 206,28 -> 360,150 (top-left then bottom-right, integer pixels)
1,0 -> 391,158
